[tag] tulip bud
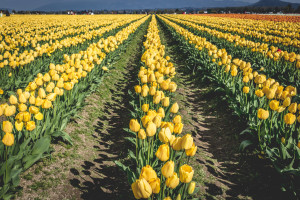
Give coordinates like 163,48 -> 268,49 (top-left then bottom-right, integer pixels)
35,112 -> 44,121
163,197 -> 172,200
179,164 -> 194,183
188,181 -> 196,194
176,194 -> 181,200
2,132 -> 14,146
157,107 -> 165,118
129,119 -> 140,132
161,160 -> 174,178
42,99 -> 52,109
170,102 -> 179,113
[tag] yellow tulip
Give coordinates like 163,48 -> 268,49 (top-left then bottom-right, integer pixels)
129,119 -> 140,132
148,178 -> 160,194
288,103 -> 297,114
269,100 -> 280,111
243,86 -> 249,94
162,97 -> 170,107
179,164 -> 194,183
171,137 -> 182,151
142,104 -> 149,112
156,144 -> 170,161
255,89 -> 264,98
173,115 -> 182,124
163,197 -> 172,200
9,95 -> 18,105
29,106 -> 39,114
18,103 -> 27,112
283,97 -> 291,107
173,123 -> 183,134
35,112 -> 43,121
26,121 -> 36,131
38,88 -> 46,99
146,122 -> 156,137
2,132 -> 14,146
134,85 -> 141,94
257,108 -> 269,120
19,93 -> 27,103
161,160 -> 174,178
131,178 -> 152,199
153,115 -> 162,127
15,121 -> 23,131
23,112 -> 31,122
284,113 -> 296,125
170,102 -> 179,113
42,99 -> 52,109
186,142 -> 197,157
159,127 -> 172,143
139,165 -> 157,182
169,82 -> 177,92
138,129 -> 146,140
188,181 -> 196,194
4,105 -> 16,117
166,172 -> 179,189
181,134 -> 193,150
2,121 -> 13,133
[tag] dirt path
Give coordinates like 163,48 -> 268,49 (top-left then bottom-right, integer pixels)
15,20 -> 148,200
157,18 -> 286,200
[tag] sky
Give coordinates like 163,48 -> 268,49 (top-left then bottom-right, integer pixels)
1,0 -> 300,10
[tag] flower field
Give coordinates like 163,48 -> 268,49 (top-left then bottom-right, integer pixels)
0,14 -> 300,199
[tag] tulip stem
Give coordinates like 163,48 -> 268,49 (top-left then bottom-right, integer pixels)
147,137 -> 151,165
5,146 -> 7,184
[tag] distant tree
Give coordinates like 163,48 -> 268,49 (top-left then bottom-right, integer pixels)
296,6 -> 300,13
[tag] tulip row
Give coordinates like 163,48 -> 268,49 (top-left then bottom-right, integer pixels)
0,15 -> 120,53
172,15 -> 300,51
165,15 -> 300,66
117,15 -> 197,200
0,15 -> 149,198
158,15 -> 300,193
198,14 -> 300,23
0,15 -> 144,97
162,15 -> 300,89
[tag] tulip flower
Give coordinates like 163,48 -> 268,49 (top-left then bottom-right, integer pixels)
181,134 -> 193,150
166,172 -> 180,189
26,121 -> 36,131
155,144 -> 170,161
15,121 -> 24,131
257,108 -> 269,120
2,132 -> 14,146
179,164 -> 194,183
159,127 -> 172,143
148,177 -> 160,194
2,121 -> 13,133
131,178 -> 152,199
284,113 -> 296,125
139,165 -> 157,182
186,142 -> 197,156
269,100 -> 280,111
170,102 -> 179,113
161,160 -> 174,178
129,119 -> 140,132
138,129 -> 146,140
146,122 -> 156,137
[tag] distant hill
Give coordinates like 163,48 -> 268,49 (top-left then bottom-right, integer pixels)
251,0 -> 300,8
34,0 -> 250,11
